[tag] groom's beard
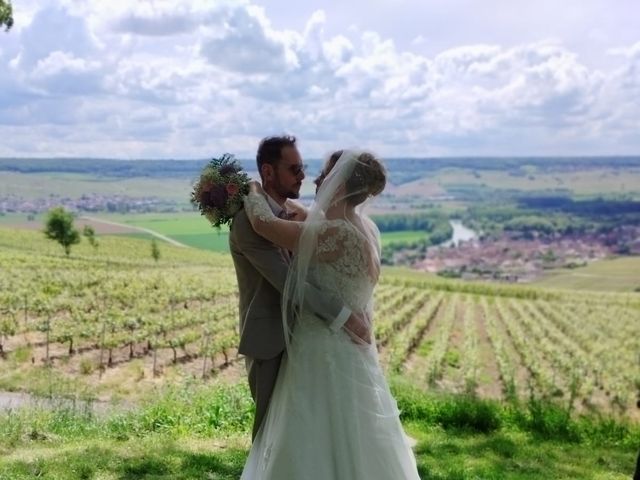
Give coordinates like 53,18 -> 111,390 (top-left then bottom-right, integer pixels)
273,182 -> 301,200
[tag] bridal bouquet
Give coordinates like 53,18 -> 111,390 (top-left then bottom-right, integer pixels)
190,154 -> 250,228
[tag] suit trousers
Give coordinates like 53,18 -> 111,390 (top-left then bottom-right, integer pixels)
246,352 -> 284,440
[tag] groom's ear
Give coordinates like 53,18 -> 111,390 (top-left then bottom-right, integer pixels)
261,163 -> 274,183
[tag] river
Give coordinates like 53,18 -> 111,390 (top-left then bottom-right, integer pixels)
440,220 -> 478,247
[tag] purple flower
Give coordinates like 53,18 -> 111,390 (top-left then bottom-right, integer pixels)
209,184 -> 229,207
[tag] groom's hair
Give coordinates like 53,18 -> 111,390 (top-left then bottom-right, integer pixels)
257,135 -> 297,177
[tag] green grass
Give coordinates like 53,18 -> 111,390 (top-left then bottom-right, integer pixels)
0,213 -> 45,225
0,224 -> 230,266
409,426 -> 634,479
106,214 -> 434,253
1,425 -> 635,479
535,256 -> 640,292
96,214 -> 440,253
381,230 -> 428,246
432,167 -> 640,196
0,381 -> 638,479
0,212 -> 231,252
0,437 -> 248,480
98,213 -> 227,235
96,212 -> 230,252
0,172 -> 193,203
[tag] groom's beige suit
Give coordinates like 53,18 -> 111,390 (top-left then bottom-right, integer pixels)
230,198 -> 350,439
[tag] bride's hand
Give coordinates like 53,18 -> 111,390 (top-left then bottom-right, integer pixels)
284,199 -> 308,221
343,311 -> 372,345
249,180 -> 265,195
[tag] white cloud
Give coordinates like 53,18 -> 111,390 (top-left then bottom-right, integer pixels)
0,0 -> 639,158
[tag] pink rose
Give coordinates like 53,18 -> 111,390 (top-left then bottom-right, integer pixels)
226,183 -> 239,196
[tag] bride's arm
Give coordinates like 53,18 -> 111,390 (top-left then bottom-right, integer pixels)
243,182 -> 302,252
284,198 -> 308,221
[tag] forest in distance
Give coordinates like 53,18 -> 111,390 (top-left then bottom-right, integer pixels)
2,155 -> 640,185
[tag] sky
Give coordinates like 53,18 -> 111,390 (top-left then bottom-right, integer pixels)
0,0 -> 639,159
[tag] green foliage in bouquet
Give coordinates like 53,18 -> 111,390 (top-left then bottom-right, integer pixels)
191,154 -> 250,229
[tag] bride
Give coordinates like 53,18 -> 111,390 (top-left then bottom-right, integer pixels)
240,149 -> 421,479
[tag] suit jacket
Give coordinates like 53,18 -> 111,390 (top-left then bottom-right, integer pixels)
229,207 -> 347,360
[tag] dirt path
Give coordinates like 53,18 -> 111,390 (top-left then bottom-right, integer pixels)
80,216 -> 190,248
0,390 -> 131,415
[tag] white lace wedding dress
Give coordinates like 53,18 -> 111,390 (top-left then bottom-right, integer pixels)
240,216 -> 421,479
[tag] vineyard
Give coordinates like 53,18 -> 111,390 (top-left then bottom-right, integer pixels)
1,226 -> 639,418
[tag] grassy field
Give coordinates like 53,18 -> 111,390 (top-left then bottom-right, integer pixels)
0,213 -> 44,225
431,167 -> 640,197
1,212 -> 436,253
387,167 -> 640,198
99,214 -> 440,252
535,256 -> 640,292
0,171 -> 195,203
0,381 -> 638,479
3,212 -> 639,294
381,230 -> 428,246
94,212 -> 230,252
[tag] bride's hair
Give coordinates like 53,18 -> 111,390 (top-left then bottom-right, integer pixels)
325,150 -> 386,205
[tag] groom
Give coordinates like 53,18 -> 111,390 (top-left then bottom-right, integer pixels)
229,135 -> 369,439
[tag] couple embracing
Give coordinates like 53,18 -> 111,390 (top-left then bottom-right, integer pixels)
230,135 -> 421,479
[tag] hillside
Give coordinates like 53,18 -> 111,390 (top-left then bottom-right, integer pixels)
1,227 -> 638,415
1,227 -> 639,478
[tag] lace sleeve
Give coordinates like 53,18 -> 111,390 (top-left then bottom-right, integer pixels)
315,219 -> 380,285
243,192 -> 302,252
244,191 -> 276,225
316,221 -> 367,275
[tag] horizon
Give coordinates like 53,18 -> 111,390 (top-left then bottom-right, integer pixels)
3,154 -> 640,161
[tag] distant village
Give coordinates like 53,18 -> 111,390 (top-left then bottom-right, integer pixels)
0,194 -> 180,215
413,226 -> 640,283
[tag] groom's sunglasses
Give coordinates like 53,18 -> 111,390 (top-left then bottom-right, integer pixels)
281,163 -> 307,176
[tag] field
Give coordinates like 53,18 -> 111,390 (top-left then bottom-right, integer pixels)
1,227 -> 639,478
1,226 -> 639,412
380,230 -> 428,246
0,212 -> 437,253
432,167 -> 640,197
535,256 -> 640,292
97,212 -> 425,252
94,212 -> 231,252
0,171 -> 195,203
4,162 -> 640,206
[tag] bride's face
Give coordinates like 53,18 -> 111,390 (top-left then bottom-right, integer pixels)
313,155 -> 339,196
313,169 -> 326,196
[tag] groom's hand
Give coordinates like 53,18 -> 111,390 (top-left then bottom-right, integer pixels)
343,311 -> 372,345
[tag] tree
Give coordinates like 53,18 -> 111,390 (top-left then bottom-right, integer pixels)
151,238 -> 160,262
83,225 -> 99,249
44,207 -> 80,256
0,0 -> 13,32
